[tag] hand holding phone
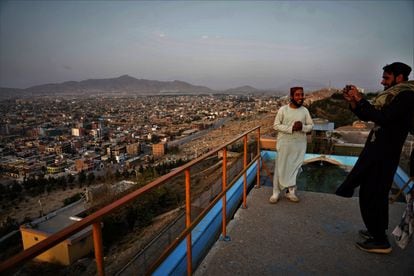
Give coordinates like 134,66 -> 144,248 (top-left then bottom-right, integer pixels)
342,85 -> 354,101
342,84 -> 363,104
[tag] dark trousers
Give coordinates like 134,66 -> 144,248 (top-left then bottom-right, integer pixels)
358,173 -> 392,241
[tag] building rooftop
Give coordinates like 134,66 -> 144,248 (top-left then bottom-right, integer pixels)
22,200 -> 88,242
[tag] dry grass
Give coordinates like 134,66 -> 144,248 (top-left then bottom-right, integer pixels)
1,187 -> 85,223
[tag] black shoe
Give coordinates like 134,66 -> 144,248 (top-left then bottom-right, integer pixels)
355,238 -> 392,254
358,229 -> 373,240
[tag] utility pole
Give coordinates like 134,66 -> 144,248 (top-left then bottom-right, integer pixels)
38,199 -> 44,217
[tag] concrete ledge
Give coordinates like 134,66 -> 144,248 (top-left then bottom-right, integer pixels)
260,137 -> 276,150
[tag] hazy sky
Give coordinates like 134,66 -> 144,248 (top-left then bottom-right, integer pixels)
1,1 -> 413,91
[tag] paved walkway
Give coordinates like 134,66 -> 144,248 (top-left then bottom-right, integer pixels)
195,186 -> 414,275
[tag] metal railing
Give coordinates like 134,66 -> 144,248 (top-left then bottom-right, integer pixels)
0,126 -> 261,276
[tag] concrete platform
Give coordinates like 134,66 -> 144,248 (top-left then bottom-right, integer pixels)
195,186 -> 414,275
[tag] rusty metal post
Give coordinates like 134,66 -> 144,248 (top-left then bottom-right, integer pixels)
92,222 -> 105,276
242,135 -> 248,208
256,127 -> 261,188
220,147 -> 230,241
185,169 -> 192,275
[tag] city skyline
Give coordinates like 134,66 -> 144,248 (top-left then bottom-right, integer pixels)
0,1 -> 413,91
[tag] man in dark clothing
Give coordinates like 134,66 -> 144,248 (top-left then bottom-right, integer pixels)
336,62 -> 414,254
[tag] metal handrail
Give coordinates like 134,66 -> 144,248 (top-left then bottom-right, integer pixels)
0,126 -> 261,275
146,153 -> 261,275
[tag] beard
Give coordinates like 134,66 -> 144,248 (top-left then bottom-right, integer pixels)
384,80 -> 398,91
290,98 -> 303,107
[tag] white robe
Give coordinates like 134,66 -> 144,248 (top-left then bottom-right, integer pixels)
273,105 -> 313,190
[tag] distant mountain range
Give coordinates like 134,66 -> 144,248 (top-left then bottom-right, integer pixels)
0,75 -> 213,97
0,75 -> 329,98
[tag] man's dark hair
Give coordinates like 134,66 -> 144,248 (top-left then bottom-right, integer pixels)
383,62 -> 412,81
290,86 -> 303,97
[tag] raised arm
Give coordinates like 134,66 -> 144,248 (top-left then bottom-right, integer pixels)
353,91 -> 414,128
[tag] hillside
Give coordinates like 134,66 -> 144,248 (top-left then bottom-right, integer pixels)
307,91 -> 358,128
0,75 -> 215,97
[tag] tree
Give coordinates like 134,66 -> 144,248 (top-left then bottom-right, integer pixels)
104,168 -> 115,183
0,216 -> 18,236
0,184 -> 6,201
78,170 -> 87,187
67,174 -> 75,184
150,134 -> 160,143
10,182 -> 22,194
57,175 -> 67,190
63,193 -> 82,206
125,206 -> 138,231
168,145 -> 180,154
8,182 -> 23,201
122,170 -> 130,179
87,172 -> 95,185
115,169 -> 122,180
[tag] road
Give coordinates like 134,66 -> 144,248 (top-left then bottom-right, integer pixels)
167,117 -> 231,148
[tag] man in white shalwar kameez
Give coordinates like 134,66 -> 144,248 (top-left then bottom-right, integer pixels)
270,87 -> 313,203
